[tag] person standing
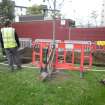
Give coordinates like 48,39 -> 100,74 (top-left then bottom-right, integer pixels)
0,20 -> 22,71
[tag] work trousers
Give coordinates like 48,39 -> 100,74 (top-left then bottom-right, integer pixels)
5,47 -> 21,69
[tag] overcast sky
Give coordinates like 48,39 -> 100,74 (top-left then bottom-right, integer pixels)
13,0 -> 102,26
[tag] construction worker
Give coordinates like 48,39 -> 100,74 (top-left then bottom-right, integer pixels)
0,20 -> 22,71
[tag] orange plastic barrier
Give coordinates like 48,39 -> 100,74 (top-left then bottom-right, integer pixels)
32,40 -> 93,74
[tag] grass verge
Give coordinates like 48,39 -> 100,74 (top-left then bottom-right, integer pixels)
0,64 -> 105,105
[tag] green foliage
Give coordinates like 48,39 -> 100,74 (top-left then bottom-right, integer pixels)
26,5 -> 44,15
26,4 -> 62,18
0,0 -> 15,25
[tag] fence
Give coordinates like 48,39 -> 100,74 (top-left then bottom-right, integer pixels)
19,38 -> 32,49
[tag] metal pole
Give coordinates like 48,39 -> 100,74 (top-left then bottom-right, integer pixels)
69,27 -> 71,40
52,0 -> 56,45
43,0 -> 56,44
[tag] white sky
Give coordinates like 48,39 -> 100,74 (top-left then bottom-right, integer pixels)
13,0 -> 103,26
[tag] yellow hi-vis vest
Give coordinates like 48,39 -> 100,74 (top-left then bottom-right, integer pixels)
96,41 -> 105,46
1,27 -> 17,48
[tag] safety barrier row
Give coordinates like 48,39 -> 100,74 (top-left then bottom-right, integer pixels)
32,40 -> 93,75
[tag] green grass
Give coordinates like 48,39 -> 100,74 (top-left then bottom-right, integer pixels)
0,65 -> 105,105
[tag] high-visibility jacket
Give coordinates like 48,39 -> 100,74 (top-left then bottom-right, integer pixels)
1,27 -> 17,48
96,41 -> 105,46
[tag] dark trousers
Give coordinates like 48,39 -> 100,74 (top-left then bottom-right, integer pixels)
5,47 -> 21,69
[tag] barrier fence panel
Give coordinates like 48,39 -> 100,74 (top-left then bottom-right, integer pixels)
19,38 -> 32,49
32,40 -> 93,72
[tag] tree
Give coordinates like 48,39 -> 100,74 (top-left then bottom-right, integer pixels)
43,0 -> 64,19
27,0 -> 66,18
26,5 -> 45,15
91,10 -> 98,27
0,0 -> 15,25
